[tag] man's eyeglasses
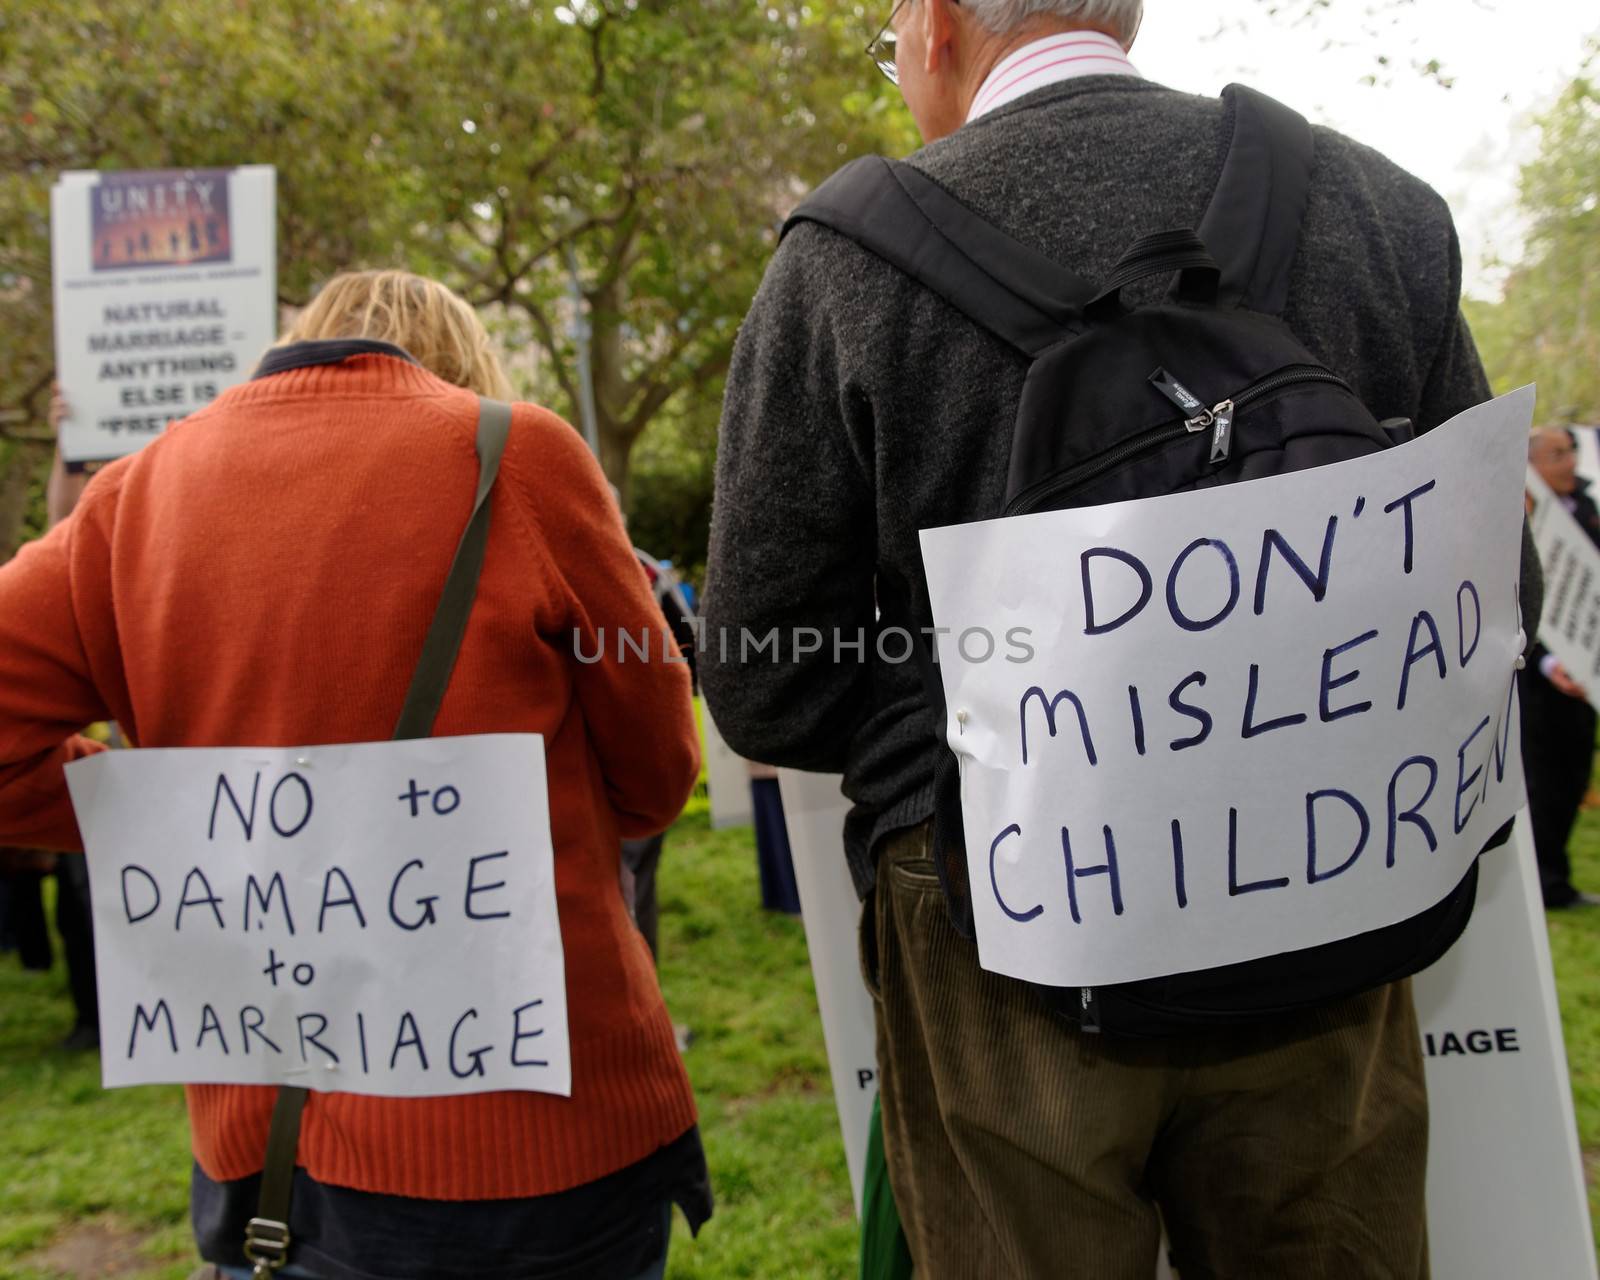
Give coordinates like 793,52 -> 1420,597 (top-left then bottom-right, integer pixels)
865,0 -> 910,85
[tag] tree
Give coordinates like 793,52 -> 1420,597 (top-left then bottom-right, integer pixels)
403,0 -> 914,495
1463,42 -> 1600,417
1244,0 -> 1463,88
0,0 -> 914,553
1,0 -> 434,552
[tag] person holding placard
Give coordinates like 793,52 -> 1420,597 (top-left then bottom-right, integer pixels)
702,2 -> 1534,1275
46,385 -> 96,527
0,271 -> 707,1280
1521,425 -> 1600,909
42,383 -> 104,1052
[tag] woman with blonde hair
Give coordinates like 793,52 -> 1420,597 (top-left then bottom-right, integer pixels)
0,269 -> 708,1279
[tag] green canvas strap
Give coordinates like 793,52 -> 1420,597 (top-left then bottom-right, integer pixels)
242,1086 -> 307,1275
394,397 -> 515,740
242,397 -> 514,1277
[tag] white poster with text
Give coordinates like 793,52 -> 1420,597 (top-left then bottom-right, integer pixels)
920,389 -> 1534,987
1526,465 -> 1600,709
65,734 -> 569,1098
51,165 -> 277,463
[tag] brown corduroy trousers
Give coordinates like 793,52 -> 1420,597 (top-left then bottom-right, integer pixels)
865,822 -> 1430,1280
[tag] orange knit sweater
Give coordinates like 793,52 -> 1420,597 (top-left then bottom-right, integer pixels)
0,353 -> 702,1200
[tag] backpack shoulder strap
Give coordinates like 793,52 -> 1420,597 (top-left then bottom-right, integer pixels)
782,156 -> 1093,358
1192,84 -> 1315,316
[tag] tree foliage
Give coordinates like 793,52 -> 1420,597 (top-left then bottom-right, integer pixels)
1244,0 -> 1462,88
409,0 -> 914,492
1466,41 -> 1600,419
0,0 -> 914,556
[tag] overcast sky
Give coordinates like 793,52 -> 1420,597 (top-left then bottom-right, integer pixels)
1130,0 -> 1597,298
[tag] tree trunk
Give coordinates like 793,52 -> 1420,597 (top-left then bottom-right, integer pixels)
588,285 -> 642,495
597,417 -> 637,497
0,443 -> 47,562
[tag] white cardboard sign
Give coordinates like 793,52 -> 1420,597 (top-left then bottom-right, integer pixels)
778,768 -> 880,1214
1525,465 -> 1600,708
64,735 -> 570,1098
1416,817 -> 1599,1279
50,165 -> 277,463
920,390 -> 1534,987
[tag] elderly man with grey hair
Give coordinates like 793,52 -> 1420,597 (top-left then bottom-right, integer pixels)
703,0 -> 1490,1273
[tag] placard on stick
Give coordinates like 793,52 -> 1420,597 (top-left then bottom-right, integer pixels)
65,734 -> 569,1098
50,166 -> 277,464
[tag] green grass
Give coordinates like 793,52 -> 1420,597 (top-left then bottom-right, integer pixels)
7,791 -> 1600,1276
655,796 -> 858,1279
0,873 -> 194,1279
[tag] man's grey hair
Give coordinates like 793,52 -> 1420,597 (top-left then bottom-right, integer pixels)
962,0 -> 1142,45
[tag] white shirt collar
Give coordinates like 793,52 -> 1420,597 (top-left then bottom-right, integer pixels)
966,30 -> 1140,125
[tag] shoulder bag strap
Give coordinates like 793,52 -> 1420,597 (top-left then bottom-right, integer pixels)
243,396 -> 514,1277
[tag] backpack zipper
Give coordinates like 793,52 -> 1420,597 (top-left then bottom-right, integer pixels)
1004,365 -> 1352,516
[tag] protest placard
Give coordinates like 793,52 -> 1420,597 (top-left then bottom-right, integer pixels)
64,734 -> 569,1098
1525,465 -> 1600,708
920,388 -> 1534,987
778,768 -> 879,1213
50,166 -> 277,464
1415,816 -> 1599,1279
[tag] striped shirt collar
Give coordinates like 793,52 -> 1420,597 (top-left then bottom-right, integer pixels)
966,29 -> 1140,124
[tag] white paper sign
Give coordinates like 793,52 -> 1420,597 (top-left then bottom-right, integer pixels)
1525,465 -> 1600,708
920,389 -> 1534,987
64,735 -> 570,1098
50,165 -> 277,463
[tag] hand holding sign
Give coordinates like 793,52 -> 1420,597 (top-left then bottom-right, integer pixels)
1547,660 -> 1588,701
66,734 -> 569,1098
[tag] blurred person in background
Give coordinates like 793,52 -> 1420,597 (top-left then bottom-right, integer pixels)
622,546 -> 699,962
0,386 -> 101,1050
1522,425 -> 1600,909
45,385 -> 102,1050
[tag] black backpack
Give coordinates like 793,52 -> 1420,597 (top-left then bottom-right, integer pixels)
784,84 -> 1499,1036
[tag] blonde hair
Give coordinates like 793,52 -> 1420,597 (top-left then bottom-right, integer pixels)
276,269 -> 514,399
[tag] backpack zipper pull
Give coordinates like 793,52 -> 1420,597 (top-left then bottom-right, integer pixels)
1148,367 -> 1207,420
1080,986 -> 1101,1033
1208,399 -> 1234,464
